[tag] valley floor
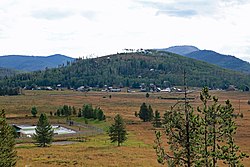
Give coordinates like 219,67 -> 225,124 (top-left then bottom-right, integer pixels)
1,90 -> 249,166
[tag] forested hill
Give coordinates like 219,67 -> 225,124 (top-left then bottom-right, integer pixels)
0,54 -> 74,72
1,50 -> 250,90
0,67 -> 18,79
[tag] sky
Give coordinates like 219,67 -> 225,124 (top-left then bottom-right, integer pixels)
0,0 -> 250,62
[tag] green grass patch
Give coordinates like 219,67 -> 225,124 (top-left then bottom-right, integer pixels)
81,132 -> 150,149
16,144 -> 36,149
122,132 -> 150,148
73,117 -> 110,131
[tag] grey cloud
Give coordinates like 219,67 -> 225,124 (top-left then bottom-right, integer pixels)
156,9 -> 197,17
32,8 -> 98,21
135,0 -> 220,18
32,8 -> 74,20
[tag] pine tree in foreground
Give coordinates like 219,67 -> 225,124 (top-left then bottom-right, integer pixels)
154,87 -> 248,166
0,109 -> 17,167
155,101 -> 200,166
108,114 -> 128,146
33,113 -> 54,147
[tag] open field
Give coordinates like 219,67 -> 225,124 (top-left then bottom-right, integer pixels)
1,89 -> 250,166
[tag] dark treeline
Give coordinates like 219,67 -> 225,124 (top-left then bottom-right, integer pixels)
55,105 -> 77,117
0,67 -> 17,80
0,87 -> 20,96
55,104 -> 106,121
78,104 -> 106,121
0,50 -> 250,90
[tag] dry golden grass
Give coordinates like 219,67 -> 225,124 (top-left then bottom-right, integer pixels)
17,134 -> 160,167
1,89 -> 250,166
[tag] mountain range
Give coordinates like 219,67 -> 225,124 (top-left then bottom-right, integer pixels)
0,54 -> 74,72
1,50 -> 249,90
0,47 -> 250,90
159,45 -> 250,73
1,46 -> 249,74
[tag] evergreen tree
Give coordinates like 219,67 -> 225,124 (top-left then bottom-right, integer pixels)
56,109 -> 61,116
72,106 -> 77,115
68,106 -> 72,116
0,109 -> 17,167
96,108 -> 105,121
197,87 -> 222,166
148,105 -> 154,121
219,100 -> 248,166
139,102 -> 148,122
60,107 -> 65,116
77,108 -> 82,117
108,114 -> 127,146
31,106 -> 38,117
93,108 -> 98,120
82,104 -> 94,119
197,87 -> 248,166
33,113 -> 54,147
63,105 -> 69,116
152,110 -> 161,128
138,103 -> 153,122
155,101 -> 200,166
155,87 -> 248,166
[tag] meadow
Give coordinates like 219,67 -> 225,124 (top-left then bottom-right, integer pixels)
1,89 -> 250,167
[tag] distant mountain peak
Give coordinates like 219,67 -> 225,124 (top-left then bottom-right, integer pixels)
167,45 -> 199,51
48,54 -> 69,57
157,45 -> 200,55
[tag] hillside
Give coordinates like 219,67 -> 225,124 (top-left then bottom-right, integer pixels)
185,50 -> 250,73
0,67 -> 18,79
1,50 -> 250,90
0,54 -> 74,72
157,45 -> 200,55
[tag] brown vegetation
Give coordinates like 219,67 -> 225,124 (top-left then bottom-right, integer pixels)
1,90 -> 249,166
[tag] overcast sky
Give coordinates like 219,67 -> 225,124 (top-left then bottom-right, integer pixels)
0,0 -> 250,62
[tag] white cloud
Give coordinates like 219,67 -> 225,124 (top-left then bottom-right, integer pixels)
0,0 -> 249,62
32,8 -> 74,20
